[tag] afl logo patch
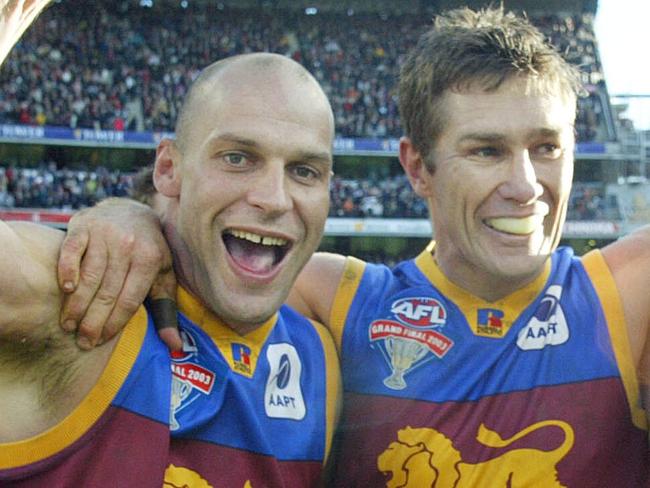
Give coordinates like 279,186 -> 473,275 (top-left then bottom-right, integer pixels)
391,297 -> 447,328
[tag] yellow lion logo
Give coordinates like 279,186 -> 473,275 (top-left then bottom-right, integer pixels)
163,464 -> 252,488
377,420 -> 574,487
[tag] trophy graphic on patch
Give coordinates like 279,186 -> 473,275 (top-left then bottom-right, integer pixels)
369,297 -> 454,390
170,375 -> 193,431
383,336 -> 429,390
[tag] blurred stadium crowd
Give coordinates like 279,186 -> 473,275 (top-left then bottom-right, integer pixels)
0,0 -> 627,252
0,2 -> 609,142
0,163 -> 622,222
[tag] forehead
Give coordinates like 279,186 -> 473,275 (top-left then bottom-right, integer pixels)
440,77 -> 576,141
186,67 -> 334,157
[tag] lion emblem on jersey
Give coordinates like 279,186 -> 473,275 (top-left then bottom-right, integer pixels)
377,420 -> 574,487
163,465 -> 213,488
163,464 -> 253,488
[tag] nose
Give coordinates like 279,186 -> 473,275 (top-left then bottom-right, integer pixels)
497,150 -> 543,204
246,162 -> 293,215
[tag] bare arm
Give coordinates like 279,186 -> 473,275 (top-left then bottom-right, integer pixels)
0,221 -> 63,337
600,226 -> 650,425
287,252 -> 347,329
0,221 -> 114,441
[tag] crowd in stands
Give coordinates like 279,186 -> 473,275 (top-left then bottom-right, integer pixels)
0,164 -> 622,222
330,174 -> 428,218
566,182 -> 622,221
0,2 -> 609,142
0,163 -> 131,209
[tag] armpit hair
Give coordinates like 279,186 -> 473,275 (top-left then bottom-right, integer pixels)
0,330 -> 81,413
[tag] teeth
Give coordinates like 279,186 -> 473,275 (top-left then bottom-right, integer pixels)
228,229 -> 287,246
485,216 -> 544,235
261,236 -> 286,246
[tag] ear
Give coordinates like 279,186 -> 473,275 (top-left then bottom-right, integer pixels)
399,137 -> 433,198
154,139 -> 182,198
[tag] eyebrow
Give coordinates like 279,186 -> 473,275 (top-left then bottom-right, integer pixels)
458,127 -> 567,144
210,133 -> 332,165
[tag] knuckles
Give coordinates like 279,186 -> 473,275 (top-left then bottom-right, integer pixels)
117,295 -> 144,314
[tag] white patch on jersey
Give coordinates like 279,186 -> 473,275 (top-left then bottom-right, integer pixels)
264,343 -> 306,420
517,285 -> 569,351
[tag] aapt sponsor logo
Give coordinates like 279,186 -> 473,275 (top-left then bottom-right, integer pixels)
264,343 -> 306,420
517,285 -> 569,351
370,297 -> 453,390
476,308 -> 506,337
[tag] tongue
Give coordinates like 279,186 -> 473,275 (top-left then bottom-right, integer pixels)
227,237 -> 276,273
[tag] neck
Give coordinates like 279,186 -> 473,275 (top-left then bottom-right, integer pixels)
164,223 -> 266,336
432,248 -> 548,302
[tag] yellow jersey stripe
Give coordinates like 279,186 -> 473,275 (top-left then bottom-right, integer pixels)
0,306 -> 148,468
329,257 -> 366,353
582,250 -> 647,430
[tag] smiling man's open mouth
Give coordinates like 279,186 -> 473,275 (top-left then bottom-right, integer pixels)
223,229 -> 292,273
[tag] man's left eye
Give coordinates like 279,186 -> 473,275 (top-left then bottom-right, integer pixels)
535,143 -> 562,158
291,165 -> 320,181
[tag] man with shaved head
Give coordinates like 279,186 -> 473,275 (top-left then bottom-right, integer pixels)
0,50 -> 340,486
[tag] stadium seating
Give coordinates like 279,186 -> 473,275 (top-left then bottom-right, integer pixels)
0,164 -> 622,223
0,2 -> 609,142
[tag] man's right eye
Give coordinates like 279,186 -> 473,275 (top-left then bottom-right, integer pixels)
472,147 -> 502,159
223,153 -> 248,166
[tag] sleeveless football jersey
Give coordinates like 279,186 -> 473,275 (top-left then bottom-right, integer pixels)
328,245 -> 649,487
0,287 -> 341,488
0,307 -> 172,487
165,287 -> 341,488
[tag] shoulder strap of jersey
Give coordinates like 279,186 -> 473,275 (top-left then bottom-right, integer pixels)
328,256 -> 366,353
582,249 -> 647,430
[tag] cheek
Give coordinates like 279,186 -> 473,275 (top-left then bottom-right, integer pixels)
302,192 -> 330,234
542,167 -> 573,207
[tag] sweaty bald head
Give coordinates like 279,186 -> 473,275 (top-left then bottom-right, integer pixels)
174,53 -> 333,153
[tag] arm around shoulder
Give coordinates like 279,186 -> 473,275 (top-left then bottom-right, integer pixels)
600,227 -> 650,426
0,221 -> 117,442
0,220 -> 65,340
288,252 -> 347,329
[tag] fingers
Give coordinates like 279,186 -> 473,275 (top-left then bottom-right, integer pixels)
97,246 -> 171,346
71,236 -> 179,351
158,327 -> 183,352
147,264 -> 181,351
60,235 -> 110,349
57,199 -> 175,350
74,234 -> 135,349
148,296 -> 182,351
58,223 -> 90,293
